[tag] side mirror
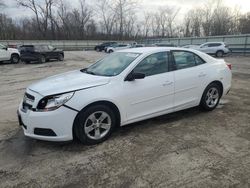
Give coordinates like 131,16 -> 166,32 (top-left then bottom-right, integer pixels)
125,72 -> 145,81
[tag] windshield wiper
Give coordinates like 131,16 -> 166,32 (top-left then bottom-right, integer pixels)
81,68 -> 96,75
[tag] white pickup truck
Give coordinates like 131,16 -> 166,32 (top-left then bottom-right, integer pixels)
0,43 -> 20,64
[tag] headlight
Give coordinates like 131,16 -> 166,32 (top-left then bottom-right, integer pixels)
37,92 -> 74,111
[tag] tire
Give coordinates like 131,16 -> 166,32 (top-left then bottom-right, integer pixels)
108,50 -> 114,53
58,53 -> 64,61
74,105 -> 116,145
39,55 -> 46,63
216,50 -> 224,57
11,54 -> 20,64
25,61 -> 30,64
200,83 -> 222,111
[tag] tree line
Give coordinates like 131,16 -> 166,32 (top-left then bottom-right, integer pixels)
0,0 -> 250,40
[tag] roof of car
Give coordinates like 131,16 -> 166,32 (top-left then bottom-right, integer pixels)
119,47 -> 196,53
21,44 -> 49,47
203,42 -> 224,44
119,47 -> 217,63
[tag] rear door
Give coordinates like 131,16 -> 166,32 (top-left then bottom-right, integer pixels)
171,50 -> 208,111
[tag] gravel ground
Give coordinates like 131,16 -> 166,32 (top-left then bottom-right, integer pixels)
0,51 -> 249,188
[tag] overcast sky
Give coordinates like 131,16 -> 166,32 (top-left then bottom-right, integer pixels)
2,0 -> 250,19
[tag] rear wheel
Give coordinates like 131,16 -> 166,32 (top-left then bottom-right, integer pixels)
74,105 -> 116,145
108,49 -> 114,53
200,83 -> 222,111
11,54 -> 20,64
216,50 -> 224,57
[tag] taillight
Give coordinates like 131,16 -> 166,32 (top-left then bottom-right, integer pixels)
227,63 -> 232,70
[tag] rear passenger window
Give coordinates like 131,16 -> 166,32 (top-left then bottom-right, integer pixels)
173,51 -> 196,70
21,46 -> 34,52
172,51 -> 206,70
133,52 -> 168,76
208,43 -> 221,47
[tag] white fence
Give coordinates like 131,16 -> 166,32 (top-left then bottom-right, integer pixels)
1,34 -> 250,54
138,34 -> 250,54
0,40 -> 133,51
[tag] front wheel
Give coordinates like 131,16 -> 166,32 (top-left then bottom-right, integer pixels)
200,83 -> 222,111
74,105 -> 116,145
58,53 -> 64,61
11,54 -> 20,64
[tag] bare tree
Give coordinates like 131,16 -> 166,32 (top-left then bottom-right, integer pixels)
201,0 -> 214,36
0,0 -> 5,8
16,0 -> 57,38
112,0 -> 137,39
184,13 -> 192,37
165,6 -> 180,37
142,12 -> 151,38
211,5 -> 232,35
96,0 -> 116,37
0,0 -> 249,40
189,8 -> 203,37
153,6 -> 180,37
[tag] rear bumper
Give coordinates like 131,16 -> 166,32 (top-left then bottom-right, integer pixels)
18,103 -> 77,141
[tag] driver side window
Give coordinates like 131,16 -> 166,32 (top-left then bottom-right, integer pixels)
133,52 -> 169,77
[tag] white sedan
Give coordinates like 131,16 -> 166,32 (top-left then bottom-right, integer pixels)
18,47 -> 232,144
106,44 -> 131,53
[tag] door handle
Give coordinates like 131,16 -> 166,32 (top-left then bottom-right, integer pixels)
198,73 -> 207,77
162,81 -> 173,86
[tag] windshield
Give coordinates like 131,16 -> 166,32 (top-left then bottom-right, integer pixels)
83,52 -> 141,77
0,44 -> 6,49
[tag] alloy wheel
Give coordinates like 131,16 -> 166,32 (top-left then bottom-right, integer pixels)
205,87 -> 219,108
84,111 -> 112,140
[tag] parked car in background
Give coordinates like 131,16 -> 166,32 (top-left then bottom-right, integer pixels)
189,42 -> 230,57
132,44 -> 145,48
154,43 -> 176,47
18,47 -> 231,144
182,45 -> 199,49
20,45 -> 64,63
105,44 -> 131,53
0,43 -> 20,64
94,42 -> 117,52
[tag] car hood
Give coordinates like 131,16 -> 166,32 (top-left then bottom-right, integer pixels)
28,70 -> 110,96
54,49 -> 63,53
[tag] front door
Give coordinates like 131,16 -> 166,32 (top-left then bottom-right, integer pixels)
122,51 -> 174,123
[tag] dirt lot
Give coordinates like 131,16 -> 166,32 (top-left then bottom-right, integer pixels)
0,51 -> 249,187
